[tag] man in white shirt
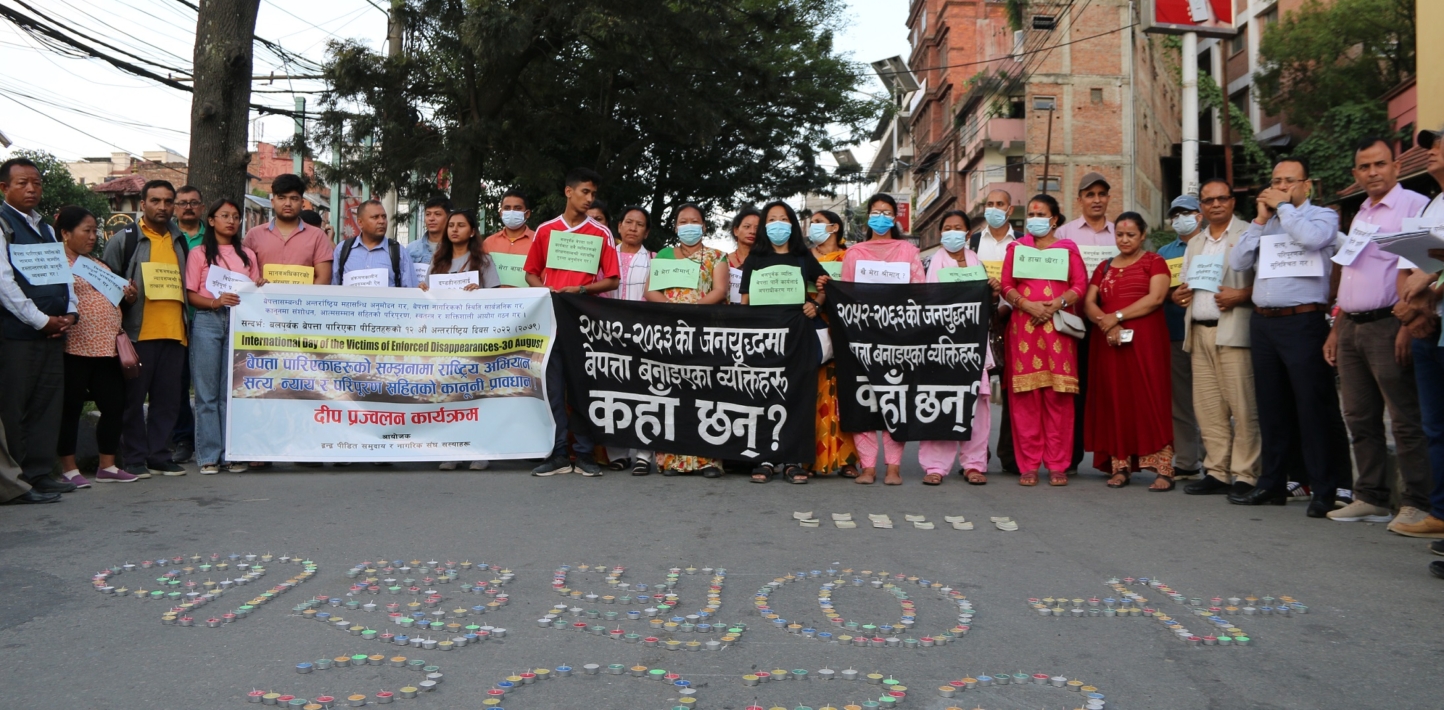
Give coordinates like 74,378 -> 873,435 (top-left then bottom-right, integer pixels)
971,189 -> 1018,473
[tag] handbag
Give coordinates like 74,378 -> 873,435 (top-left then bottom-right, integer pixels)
1053,310 -> 1086,339
116,331 -> 142,379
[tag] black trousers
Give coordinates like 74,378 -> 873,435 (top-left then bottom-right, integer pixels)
1249,311 -> 1351,496
0,337 -> 64,481
59,354 -> 126,457
121,339 -> 187,468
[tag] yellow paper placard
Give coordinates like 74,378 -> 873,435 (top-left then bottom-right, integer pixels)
982,260 -> 1003,281
263,264 -> 315,285
1166,256 -> 1184,287
140,262 -> 183,301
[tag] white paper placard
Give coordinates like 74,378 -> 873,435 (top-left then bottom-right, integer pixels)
413,262 -> 430,284
342,267 -> 388,288
428,271 -> 479,291
7,242 -> 70,285
728,267 -> 743,304
1183,254 -> 1225,292
1257,233 -> 1325,280
1331,221 -> 1379,266
853,259 -> 910,284
204,266 -> 255,296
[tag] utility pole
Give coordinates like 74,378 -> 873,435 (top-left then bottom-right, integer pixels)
1181,31 -> 1200,196
1220,47 -> 1233,188
329,143 -> 342,243
1036,98 -> 1056,196
383,1 -> 403,240
293,96 -> 305,176
187,0 -> 261,204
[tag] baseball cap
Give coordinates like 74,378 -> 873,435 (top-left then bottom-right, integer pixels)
1168,195 -> 1200,215
1078,171 -> 1110,193
1419,124 -> 1443,150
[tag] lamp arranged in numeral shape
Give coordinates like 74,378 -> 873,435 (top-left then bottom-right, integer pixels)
753,567 -> 975,649
89,553 -> 316,628
543,563 -> 744,648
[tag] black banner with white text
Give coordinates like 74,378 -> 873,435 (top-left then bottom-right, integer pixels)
553,294 -> 818,462
828,281 -> 993,441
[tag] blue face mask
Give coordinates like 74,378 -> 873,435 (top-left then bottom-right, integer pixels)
867,214 -> 896,235
1025,217 -> 1052,237
765,221 -> 793,245
984,207 -> 1008,229
676,223 -> 704,246
807,222 -> 831,245
1170,215 -> 1198,236
940,230 -> 968,253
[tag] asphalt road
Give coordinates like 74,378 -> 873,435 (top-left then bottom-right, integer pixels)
1,441 -> 1439,710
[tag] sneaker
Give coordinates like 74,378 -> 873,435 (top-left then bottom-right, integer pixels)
227,462 -> 249,473
148,461 -> 186,476
1429,540 -> 1444,556
575,454 -> 604,477
439,461 -> 459,470
1431,560 -> 1444,580
1336,488 -> 1355,504
1389,513 -> 1444,539
531,454 -> 573,476
95,467 -> 139,483
61,470 -> 92,489
469,461 -> 489,471
171,442 -> 194,464
1326,499 -> 1393,523
122,465 -> 151,479
1286,481 -> 1311,499
199,464 -> 220,475
1387,506 -> 1430,534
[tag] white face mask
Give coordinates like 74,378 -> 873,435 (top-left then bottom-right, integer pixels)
501,210 -> 527,229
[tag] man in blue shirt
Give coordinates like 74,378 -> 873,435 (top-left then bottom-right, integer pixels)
1226,157 -> 1350,516
1157,195 -> 1204,480
406,196 -> 453,265
332,200 -> 420,288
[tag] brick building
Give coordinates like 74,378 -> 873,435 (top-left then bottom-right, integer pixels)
906,0 -> 1182,249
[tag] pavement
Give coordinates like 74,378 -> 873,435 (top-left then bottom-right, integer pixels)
1,438 -> 1440,710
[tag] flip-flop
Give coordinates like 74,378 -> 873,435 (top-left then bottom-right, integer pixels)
839,464 -> 860,479
1149,474 -> 1176,492
922,473 -> 944,486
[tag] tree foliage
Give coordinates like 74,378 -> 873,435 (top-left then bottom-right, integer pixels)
15,149 -> 111,222
1292,102 -> 1399,197
1255,0 -> 1414,131
313,0 -> 879,229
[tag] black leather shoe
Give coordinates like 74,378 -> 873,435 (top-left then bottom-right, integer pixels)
1184,476 -> 1231,495
1430,561 -> 1444,580
27,477 -> 77,494
1306,495 -> 1336,518
1228,486 -> 1287,506
4,489 -> 62,504
1229,481 -> 1256,497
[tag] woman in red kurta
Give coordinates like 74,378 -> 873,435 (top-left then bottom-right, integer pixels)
1000,194 -> 1089,487
1081,212 -> 1175,490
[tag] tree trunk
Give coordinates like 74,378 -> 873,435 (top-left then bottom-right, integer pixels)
188,0 -> 261,203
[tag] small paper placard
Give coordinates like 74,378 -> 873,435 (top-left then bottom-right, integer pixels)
342,267 -> 388,288
1078,245 -> 1119,275
490,252 -> 529,287
545,231 -> 603,273
820,261 -> 843,280
262,264 -> 314,285
938,265 -> 988,282
1258,233 -> 1325,280
728,267 -> 743,303
1183,254 -> 1224,292
1331,221 -> 1379,267
981,260 -> 1003,281
647,258 -> 701,291
7,242 -> 70,285
412,262 -> 431,284
72,257 -> 128,306
1011,245 -> 1069,281
748,264 -> 804,305
428,271 -> 479,290
1165,256 -> 1185,287
140,262 -> 184,301
204,266 -> 254,297
853,259 -> 910,284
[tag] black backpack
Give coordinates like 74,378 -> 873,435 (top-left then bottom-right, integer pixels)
338,236 -> 403,286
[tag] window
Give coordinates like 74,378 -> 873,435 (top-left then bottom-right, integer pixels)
1090,88 -> 1103,104
1033,95 -> 1056,111
1012,30 -> 1025,61
1228,29 -> 1245,55
1229,89 -> 1248,120
1008,96 -> 1025,119
1032,15 -> 1056,30
1005,155 -> 1025,183
1037,175 -> 1061,192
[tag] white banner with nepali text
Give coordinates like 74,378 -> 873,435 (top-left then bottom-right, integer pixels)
224,285 -> 555,462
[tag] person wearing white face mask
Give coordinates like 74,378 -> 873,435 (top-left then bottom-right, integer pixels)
1156,195 -> 1206,481
482,189 -> 536,287
917,210 -> 995,486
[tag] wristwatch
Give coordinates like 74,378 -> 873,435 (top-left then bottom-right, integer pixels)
1114,311 -> 1124,322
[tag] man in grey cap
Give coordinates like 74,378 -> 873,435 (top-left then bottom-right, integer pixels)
1156,194 -> 1205,480
1055,172 -> 1117,248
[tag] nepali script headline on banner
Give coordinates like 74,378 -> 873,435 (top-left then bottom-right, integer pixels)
224,285 -> 556,462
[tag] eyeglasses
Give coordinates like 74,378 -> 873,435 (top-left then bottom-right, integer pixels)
1269,177 -> 1305,187
869,210 -> 894,217
175,200 -> 202,208
1199,196 -> 1233,205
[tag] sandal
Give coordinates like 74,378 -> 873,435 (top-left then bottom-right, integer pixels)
750,464 -> 776,483
964,470 -> 987,485
1049,471 -> 1068,486
1107,472 -> 1131,488
883,465 -> 903,485
1149,473 -> 1176,492
631,459 -> 652,476
1019,472 -> 1038,486
701,466 -> 723,478
839,464 -> 860,479
811,467 -> 834,478
855,468 -> 876,485
786,465 -> 809,484
922,472 -> 944,486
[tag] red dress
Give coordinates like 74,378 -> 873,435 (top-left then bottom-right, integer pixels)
1083,251 -> 1173,472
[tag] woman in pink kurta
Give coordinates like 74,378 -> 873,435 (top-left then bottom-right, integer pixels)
1000,194 -> 1088,486
837,193 -> 924,485
918,210 -> 994,485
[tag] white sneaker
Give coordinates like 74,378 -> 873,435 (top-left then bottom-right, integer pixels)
1326,499 -> 1393,523
199,464 -> 220,475
227,462 -> 249,473
469,460 -> 489,470
439,462 -> 459,470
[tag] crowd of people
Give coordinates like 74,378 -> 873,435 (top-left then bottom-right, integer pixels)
3,132 -> 1443,574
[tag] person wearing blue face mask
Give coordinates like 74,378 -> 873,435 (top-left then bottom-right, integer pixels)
804,210 -> 860,480
917,210 -> 995,486
1156,195 -> 1206,482
740,201 -> 829,484
971,189 -> 1020,476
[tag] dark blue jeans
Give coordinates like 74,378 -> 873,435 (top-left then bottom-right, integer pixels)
1413,337 -> 1444,519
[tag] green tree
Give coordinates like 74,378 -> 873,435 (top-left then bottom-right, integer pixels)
312,0 -> 878,230
1255,0 -> 1414,131
1291,102 -> 1399,197
12,148 -> 111,222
